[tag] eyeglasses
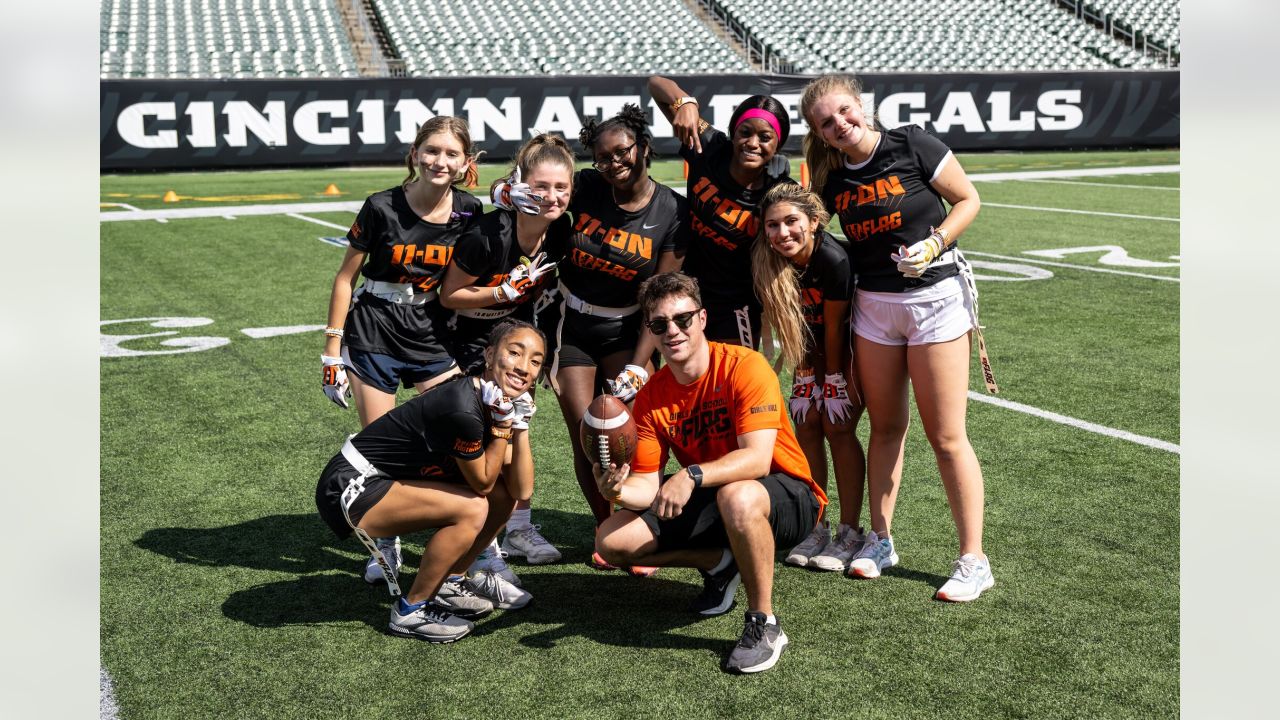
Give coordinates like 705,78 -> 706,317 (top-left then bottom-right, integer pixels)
645,309 -> 700,335
591,142 -> 637,171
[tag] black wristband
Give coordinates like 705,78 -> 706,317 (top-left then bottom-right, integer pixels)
687,464 -> 703,489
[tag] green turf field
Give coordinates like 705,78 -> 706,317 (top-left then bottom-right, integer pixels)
100,151 -> 1179,718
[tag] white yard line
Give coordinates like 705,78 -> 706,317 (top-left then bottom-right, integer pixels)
969,392 -> 1179,454
966,164 -> 1179,182
287,213 -> 351,231
982,202 -> 1179,222
962,251 -> 1180,282
1021,179 -> 1178,191
101,667 -> 120,720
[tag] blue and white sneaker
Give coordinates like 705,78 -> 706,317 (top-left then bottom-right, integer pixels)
470,538 -> 522,587
935,553 -> 995,602
364,536 -> 402,584
847,531 -> 898,579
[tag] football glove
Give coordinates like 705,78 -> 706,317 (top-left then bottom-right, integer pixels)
511,391 -> 536,430
321,355 -> 351,409
480,379 -> 519,424
491,167 -> 544,216
891,228 -> 947,278
788,371 -> 817,424
608,364 -> 649,402
821,372 -> 855,424
497,251 -> 557,302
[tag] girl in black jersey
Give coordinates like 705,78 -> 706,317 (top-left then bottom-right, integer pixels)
321,115 -> 484,586
649,75 -> 794,349
801,74 -> 995,602
752,184 -> 869,574
440,134 -> 577,573
315,321 -> 544,643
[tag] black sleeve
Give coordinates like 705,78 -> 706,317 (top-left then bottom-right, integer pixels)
446,408 -> 486,461
678,125 -> 726,162
906,125 -> 953,184
820,237 -> 854,301
453,212 -> 499,278
665,192 -> 690,254
347,197 -> 379,252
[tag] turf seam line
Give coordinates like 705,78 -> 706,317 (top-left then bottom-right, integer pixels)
287,213 -> 351,231
966,164 -> 1180,181
1020,179 -> 1179,191
963,251 -> 1179,282
982,202 -> 1178,222
968,391 -> 1179,454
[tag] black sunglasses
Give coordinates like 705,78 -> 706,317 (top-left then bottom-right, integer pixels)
645,309 -> 700,335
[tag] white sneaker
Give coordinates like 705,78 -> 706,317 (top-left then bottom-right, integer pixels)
847,531 -> 899,579
388,600 -> 472,643
469,538 -> 522,587
935,553 -> 995,602
363,536 -> 402,584
501,524 -> 562,565
465,569 -> 532,610
808,524 -> 866,572
784,521 -> 830,567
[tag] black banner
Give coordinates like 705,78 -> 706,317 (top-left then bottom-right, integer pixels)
100,72 -> 1178,170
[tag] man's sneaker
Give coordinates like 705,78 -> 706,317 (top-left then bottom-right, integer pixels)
935,553 -> 995,602
847,531 -> 899,579
501,525 -> 563,565
434,578 -> 494,619
470,539 -> 522,587
388,600 -> 473,643
363,536 -> 402,584
465,569 -> 532,610
724,611 -> 789,674
690,555 -> 740,616
809,524 -> 866,572
784,520 -> 830,567
588,551 -> 618,571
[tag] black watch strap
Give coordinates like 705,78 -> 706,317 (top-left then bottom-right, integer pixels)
687,464 -> 703,489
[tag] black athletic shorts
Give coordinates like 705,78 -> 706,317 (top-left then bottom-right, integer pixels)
702,301 -> 762,349
637,472 -> 820,553
315,454 -> 394,540
551,306 -> 643,371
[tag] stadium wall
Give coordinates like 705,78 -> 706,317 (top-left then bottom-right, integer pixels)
100,72 -> 1178,171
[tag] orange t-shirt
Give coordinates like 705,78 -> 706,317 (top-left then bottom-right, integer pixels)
631,342 -> 827,510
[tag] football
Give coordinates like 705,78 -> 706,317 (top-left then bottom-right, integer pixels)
580,394 -> 636,468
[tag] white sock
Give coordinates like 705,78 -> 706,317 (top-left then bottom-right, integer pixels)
507,508 -> 532,531
709,548 -> 733,575
765,614 -> 777,626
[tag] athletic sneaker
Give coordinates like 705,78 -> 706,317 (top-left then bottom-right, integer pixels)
501,525 -> 563,565
470,539 -> 522,587
809,524 -> 866,572
625,565 -> 659,578
784,520 -> 830,567
363,536 -> 402,584
465,569 -> 532,610
847,531 -> 899,579
588,551 -> 618,571
724,611 -> 790,674
388,599 -> 473,643
935,553 -> 995,602
434,578 -> 494,619
690,556 -> 740,616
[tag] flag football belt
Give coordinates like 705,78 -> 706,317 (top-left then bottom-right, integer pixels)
338,436 -> 402,598
955,250 -> 999,394
360,279 -> 437,306
456,306 -> 517,320
561,283 -> 639,319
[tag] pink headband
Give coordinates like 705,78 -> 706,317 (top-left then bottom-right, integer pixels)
735,108 -> 782,138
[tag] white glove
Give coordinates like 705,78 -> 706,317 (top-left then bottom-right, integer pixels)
788,371 -> 817,424
890,229 -> 946,278
491,167 -> 544,215
510,391 -> 536,430
821,372 -> 855,424
767,152 -> 789,178
608,364 -> 648,402
321,355 -> 351,409
497,251 -> 558,302
480,379 -> 519,424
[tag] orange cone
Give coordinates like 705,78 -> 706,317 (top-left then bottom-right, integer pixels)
799,162 -> 810,189
322,183 -> 342,196
162,190 -> 180,203
683,160 -> 689,179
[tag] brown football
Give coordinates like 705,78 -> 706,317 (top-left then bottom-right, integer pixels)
580,394 -> 637,468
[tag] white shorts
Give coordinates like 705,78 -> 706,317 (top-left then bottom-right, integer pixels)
853,275 -> 974,347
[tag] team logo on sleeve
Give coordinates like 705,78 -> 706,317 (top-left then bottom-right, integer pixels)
454,438 -> 482,454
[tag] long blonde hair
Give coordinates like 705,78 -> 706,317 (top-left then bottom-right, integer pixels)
402,115 -> 482,188
752,183 -> 830,370
800,74 -> 879,195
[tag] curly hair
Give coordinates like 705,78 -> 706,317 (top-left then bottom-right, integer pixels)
579,103 -> 652,167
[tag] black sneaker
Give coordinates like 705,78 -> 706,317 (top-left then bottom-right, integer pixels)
689,556 -> 740,616
724,611 -> 789,674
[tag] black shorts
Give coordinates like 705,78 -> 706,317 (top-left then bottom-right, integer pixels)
550,305 -> 643,371
703,301 -> 762,349
315,454 -> 394,540
637,472 -> 820,553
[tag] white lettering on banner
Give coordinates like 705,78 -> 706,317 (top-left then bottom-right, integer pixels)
223,101 -> 287,147
1024,245 -> 1180,268
530,96 -> 583,138
873,92 -> 931,129
986,91 -> 1036,132
100,317 -> 230,357
393,98 -> 456,144
294,100 -> 350,145
647,98 -> 673,137
462,97 -> 522,141
708,94 -> 751,131
966,260 -> 1055,282
355,99 -> 385,145
118,102 -> 178,149
933,93 -> 987,133
185,102 -> 217,147
582,95 -> 642,122
1037,90 -> 1084,131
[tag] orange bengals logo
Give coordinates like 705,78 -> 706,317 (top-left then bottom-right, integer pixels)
454,438 -> 482,454
349,219 -> 362,239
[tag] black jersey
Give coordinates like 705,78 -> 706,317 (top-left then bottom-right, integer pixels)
344,375 -> 492,482
820,125 -> 958,293
343,187 -> 482,363
562,169 -> 686,308
679,127 -> 794,308
798,230 -> 854,351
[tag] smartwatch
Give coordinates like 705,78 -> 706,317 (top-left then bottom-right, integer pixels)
687,464 -> 704,489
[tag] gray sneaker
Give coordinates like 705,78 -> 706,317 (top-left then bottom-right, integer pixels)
783,521 -> 830,567
690,556 -> 740,616
469,539 -> 522,587
388,600 -> 473,643
465,569 -> 532,610
724,611 -> 789,674
501,525 -> 562,565
847,531 -> 899,579
808,524 -> 866,572
434,578 -> 495,619
363,536 -> 402,584
935,553 -> 995,602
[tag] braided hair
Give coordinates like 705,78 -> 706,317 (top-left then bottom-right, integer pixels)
579,103 -> 652,167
